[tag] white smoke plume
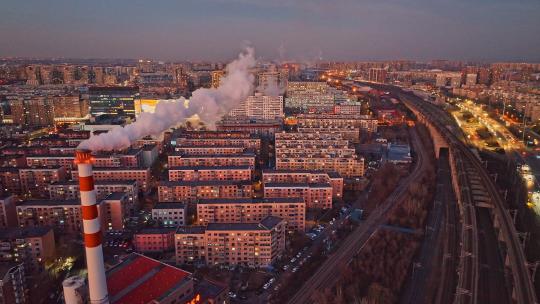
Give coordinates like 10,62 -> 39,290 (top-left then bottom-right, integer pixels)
259,81 -> 285,96
78,47 -> 256,151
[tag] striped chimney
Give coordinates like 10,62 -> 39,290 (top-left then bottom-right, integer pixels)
75,149 -> 109,304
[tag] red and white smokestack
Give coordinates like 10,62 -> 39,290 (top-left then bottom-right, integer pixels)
75,149 -> 109,304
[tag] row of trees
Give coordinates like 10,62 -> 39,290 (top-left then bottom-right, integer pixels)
310,125 -> 437,303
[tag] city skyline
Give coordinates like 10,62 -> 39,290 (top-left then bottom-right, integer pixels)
1,0 -> 540,62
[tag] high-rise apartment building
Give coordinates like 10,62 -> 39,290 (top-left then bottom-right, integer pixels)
196,197 -> 305,231
285,82 -> 334,111
228,93 -> 284,120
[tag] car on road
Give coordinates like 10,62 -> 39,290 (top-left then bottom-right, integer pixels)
282,265 -> 289,271
292,266 -> 299,273
290,257 -> 296,263
228,292 -> 237,299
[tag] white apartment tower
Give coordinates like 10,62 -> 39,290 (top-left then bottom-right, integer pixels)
229,93 -> 284,120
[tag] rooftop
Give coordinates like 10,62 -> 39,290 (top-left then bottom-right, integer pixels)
78,167 -> 149,172
103,192 -> 127,201
107,253 -> 191,304
194,279 -> 227,302
50,179 -> 137,186
197,197 -> 303,205
207,216 -> 283,231
263,182 -> 332,188
262,169 -> 342,178
169,165 -> 251,171
0,226 -> 52,239
169,153 -> 256,158
176,225 -> 206,235
152,202 -> 186,209
159,180 -> 251,187
18,199 -> 79,207
135,227 -> 176,235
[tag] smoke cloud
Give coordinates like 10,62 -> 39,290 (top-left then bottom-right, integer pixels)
78,47 -> 256,151
259,81 -> 285,96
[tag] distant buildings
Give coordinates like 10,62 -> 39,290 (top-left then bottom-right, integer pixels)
436,72 -> 462,88
211,70 -> 225,88
88,86 -> 138,117
285,81 -> 334,111
368,68 -> 387,83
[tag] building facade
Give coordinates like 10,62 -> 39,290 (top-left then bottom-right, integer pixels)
168,166 -> 252,182
197,198 -> 305,231
175,216 -> 286,268
158,181 -> 253,203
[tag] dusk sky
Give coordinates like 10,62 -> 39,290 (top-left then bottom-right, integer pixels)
1,0 -> 539,62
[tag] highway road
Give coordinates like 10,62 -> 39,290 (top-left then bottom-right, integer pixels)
287,128 -> 429,304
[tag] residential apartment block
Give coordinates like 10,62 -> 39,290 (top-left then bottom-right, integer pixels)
262,169 -> 343,199
263,183 -> 333,209
47,180 -> 139,204
72,167 -> 150,191
168,153 -> 256,168
175,216 -> 286,267
274,132 -> 364,178
151,203 -> 187,227
197,197 -> 305,231
158,180 -> 253,203
168,166 -> 252,182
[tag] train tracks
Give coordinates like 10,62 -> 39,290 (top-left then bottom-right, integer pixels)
399,90 -> 537,304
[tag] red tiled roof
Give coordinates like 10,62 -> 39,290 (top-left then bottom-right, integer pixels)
107,255 -> 159,297
114,265 -> 190,304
